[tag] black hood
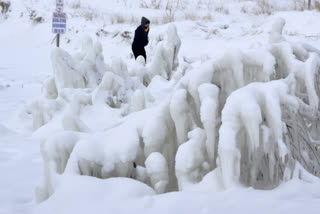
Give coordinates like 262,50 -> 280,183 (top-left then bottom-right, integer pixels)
141,16 -> 150,27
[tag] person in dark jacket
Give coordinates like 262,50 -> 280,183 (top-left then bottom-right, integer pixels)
132,17 -> 150,62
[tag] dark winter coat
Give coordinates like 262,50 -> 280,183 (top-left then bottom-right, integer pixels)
132,17 -> 150,61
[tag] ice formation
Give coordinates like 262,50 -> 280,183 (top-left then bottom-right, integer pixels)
34,19 -> 320,202
145,152 -> 169,193
149,24 -> 181,80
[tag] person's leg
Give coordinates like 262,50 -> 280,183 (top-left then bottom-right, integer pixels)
142,48 -> 146,62
133,47 -> 146,61
132,46 -> 139,59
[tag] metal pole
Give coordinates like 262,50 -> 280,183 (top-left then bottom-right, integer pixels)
57,34 -> 60,47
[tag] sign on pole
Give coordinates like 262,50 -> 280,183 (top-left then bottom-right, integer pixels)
56,0 -> 64,13
52,0 -> 66,47
52,12 -> 67,34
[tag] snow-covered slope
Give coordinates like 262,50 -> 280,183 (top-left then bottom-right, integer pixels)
1,0 -> 320,214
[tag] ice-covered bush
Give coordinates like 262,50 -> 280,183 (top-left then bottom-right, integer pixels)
145,152 -> 169,193
32,87 -> 92,131
130,56 -> 150,86
51,48 -> 87,91
91,71 -> 127,107
215,18 -> 320,189
50,37 -> 108,93
32,36 -> 138,130
35,19 -> 320,203
218,80 -> 297,189
175,128 -> 210,190
36,131 -> 82,202
148,23 -> 181,80
50,48 -> 96,93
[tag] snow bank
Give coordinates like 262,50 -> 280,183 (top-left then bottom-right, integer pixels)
35,174 -> 320,214
35,176 -> 156,214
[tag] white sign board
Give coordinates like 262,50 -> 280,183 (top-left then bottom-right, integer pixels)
56,0 -> 64,12
52,12 -> 66,34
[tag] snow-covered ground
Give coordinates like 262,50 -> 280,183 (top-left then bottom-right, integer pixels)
1,0 -> 320,213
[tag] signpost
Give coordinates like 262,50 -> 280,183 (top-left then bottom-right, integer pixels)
56,0 -> 64,12
52,0 -> 66,47
52,12 -> 66,34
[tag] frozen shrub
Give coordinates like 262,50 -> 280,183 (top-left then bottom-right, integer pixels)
198,84 -> 219,168
130,89 -> 146,113
130,56 -> 150,86
149,24 -> 181,80
218,80 -> 297,189
41,77 -> 58,99
35,18 -> 320,202
175,128 -> 210,190
51,48 -> 87,91
269,17 -> 285,43
51,36 -> 108,92
169,89 -> 194,146
35,131 -> 82,202
75,36 -> 107,87
91,72 -> 127,108
145,152 -> 169,193
216,17 -> 320,189
32,97 -> 64,130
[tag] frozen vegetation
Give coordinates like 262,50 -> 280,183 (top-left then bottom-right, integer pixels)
31,17 -> 320,204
